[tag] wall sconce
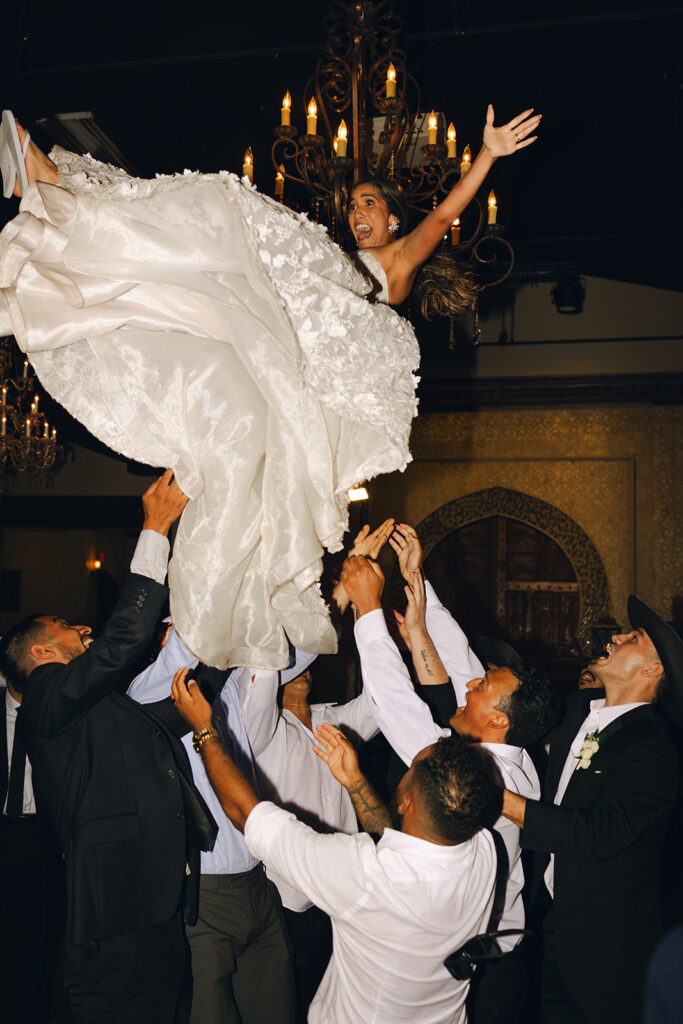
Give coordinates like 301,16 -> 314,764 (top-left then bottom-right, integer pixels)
86,553 -> 104,572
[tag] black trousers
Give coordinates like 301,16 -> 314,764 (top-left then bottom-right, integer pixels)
0,816 -> 56,1024
63,910 -> 189,1024
541,903 -> 641,1024
283,904 -> 333,1023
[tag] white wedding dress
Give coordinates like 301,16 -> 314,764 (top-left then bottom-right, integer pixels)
0,150 -> 419,669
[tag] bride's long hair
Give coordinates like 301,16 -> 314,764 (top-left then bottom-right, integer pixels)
353,177 -> 479,319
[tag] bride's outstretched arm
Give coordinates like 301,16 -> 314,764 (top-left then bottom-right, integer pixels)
394,105 -> 541,277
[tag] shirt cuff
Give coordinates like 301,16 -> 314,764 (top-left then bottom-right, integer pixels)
354,607 -> 390,647
130,529 -> 170,585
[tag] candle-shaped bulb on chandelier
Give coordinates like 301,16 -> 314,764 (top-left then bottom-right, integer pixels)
428,110 -> 438,146
487,189 -> 497,225
451,218 -> 461,246
242,147 -> 253,183
460,144 -> 471,175
281,91 -> 291,126
447,123 -> 457,159
307,98 -> 318,135
335,119 -> 348,157
275,164 -> 285,199
386,62 -> 397,98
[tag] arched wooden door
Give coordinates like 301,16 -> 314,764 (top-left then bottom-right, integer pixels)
424,515 -> 582,681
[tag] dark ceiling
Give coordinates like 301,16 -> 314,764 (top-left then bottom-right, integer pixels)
2,1 -> 681,293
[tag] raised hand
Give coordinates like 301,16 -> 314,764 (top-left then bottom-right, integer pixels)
403,568 -> 427,635
483,105 -> 541,158
142,468 -> 189,536
171,666 -> 213,732
389,523 -> 423,584
315,723 -> 393,836
313,723 -> 362,787
349,517 -> 395,560
340,554 -> 385,616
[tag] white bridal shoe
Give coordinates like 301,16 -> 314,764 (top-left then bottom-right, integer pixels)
0,110 -> 29,198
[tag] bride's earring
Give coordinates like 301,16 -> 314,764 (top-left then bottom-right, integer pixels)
388,220 -> 399,234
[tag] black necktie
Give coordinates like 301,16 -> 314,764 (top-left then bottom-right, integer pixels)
6,729 -> 27,819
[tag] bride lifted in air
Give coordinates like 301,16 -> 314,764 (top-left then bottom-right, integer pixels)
0,104 -> 540,669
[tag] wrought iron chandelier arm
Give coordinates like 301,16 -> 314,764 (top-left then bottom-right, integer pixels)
471,234 -> 515,288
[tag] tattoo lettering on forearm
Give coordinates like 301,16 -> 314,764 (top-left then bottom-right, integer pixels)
419,649 -> 434,677
348,779 -> 393,837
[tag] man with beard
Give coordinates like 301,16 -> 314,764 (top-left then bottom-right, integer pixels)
501,597 -> 683,1024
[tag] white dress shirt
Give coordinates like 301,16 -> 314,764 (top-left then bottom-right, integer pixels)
3,685 -> 36,816
245,800 -> 497,1024
355,603 -> 539,953
126,533 -> 258,874
238,665 -> 378,910
544,698 -> 648,897
424,580 -> 485,695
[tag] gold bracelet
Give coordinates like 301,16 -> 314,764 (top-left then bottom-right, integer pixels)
192,727 -> 219,753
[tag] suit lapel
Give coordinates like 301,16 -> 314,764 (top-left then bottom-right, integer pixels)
595,704 -> 652,745
561,704 -> 654,803
545,691 -> 597,799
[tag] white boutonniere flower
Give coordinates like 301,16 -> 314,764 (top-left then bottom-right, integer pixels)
577,730 -> 601,770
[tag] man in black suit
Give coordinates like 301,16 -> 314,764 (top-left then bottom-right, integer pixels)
0,470 -> 217,1024
501,597 -> 683,1024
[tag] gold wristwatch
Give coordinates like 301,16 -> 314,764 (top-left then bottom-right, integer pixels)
192,727 -> 219,753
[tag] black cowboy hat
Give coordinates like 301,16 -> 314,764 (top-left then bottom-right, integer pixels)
628,595 -> 683,726
474,636 -> 524,672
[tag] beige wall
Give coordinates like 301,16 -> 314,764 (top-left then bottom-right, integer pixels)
428,275 -> 683,379
367,405 -> 683,644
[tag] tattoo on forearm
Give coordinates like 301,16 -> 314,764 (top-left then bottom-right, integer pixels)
419,649 -> 434,677
348,779 -> 393,836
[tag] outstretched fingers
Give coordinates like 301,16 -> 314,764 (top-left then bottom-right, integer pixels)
507,108 -> 536,130
313,722 -> 344,758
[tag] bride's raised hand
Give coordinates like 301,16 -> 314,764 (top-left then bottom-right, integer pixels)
483,104 -> 541,158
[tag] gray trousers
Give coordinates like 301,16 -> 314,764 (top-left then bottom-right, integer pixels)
186,866 -> 295,1024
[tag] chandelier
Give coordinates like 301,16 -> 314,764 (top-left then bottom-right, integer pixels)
0,336 -> 63,475
257,0 -> 513,300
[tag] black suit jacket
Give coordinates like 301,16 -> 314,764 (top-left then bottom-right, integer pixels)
522,689 -> 678,1012
18,573 -> 216,948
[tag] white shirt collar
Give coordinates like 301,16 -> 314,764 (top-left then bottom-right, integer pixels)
4,687 -> 19,713
377,826 -> 471,862
589,697 -> 649,728
481,741 -> 524,762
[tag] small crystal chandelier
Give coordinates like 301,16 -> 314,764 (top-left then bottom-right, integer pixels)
0,336 -> 63,476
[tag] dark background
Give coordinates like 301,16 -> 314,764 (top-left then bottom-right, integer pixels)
1,0 -> 681,293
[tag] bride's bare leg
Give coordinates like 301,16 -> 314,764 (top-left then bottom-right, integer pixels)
14,122 -> 59,196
